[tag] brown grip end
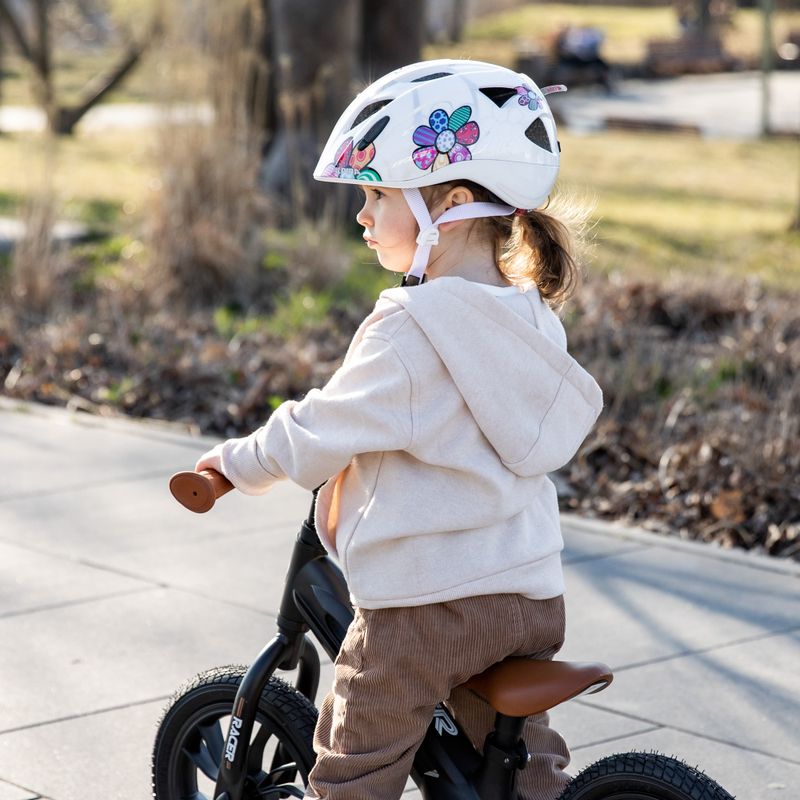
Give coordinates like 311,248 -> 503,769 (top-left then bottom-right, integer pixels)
169,469 -> 234,513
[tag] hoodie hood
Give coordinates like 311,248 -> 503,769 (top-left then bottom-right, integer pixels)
382,277 -> 603,477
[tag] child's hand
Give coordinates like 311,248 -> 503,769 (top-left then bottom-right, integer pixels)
193,433 -> 279,495
195,443 -> 225,476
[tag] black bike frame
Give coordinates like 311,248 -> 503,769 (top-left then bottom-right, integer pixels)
212,495 -> 526,800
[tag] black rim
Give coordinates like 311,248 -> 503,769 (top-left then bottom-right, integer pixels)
169,700 -> 307,799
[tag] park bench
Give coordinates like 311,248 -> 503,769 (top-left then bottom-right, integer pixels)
644,34 -> 737,77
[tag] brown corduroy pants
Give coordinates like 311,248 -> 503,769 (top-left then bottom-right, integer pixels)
304,594 -> 570,800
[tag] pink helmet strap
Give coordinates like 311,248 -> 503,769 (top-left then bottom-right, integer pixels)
402,188 -> 514,284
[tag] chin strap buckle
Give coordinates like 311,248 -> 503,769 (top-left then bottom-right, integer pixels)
416,226 -> 440,247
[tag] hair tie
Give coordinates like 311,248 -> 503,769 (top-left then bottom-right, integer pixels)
515,208 -> 529,216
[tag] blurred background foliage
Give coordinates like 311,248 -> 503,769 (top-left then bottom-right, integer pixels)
0,0 -> 798,557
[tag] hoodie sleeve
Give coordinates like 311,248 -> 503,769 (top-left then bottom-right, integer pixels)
218,331 -> 414,495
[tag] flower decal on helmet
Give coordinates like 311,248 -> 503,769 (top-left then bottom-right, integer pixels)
515,84 -> 543,111
322,137 -> 381,182
412,106 -> 479,172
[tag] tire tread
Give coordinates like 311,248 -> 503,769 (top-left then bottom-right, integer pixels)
558,752 -> 735,800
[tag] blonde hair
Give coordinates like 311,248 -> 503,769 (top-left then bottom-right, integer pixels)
422,181 -> 591,306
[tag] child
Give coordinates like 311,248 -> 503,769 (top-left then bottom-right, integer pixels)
196,59 -> 603,800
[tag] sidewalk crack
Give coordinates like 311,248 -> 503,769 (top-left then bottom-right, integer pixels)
0,586 -> 159,620
0,469 -> 168,504
0,696 -> 170,737
573,699 -> 800,766
570,724 -> 663,752
612,622 -> 800,672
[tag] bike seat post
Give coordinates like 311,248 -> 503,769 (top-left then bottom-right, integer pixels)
474,713 -> 528,800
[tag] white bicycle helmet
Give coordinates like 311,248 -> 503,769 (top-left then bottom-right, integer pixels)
313,59 -> 567,284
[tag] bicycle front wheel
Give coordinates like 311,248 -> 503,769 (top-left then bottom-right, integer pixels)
152,665 -> 318,799
558,752 -> 735,800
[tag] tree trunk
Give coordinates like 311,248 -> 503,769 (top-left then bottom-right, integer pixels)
0,0 -> 55,127
0,24 -> 4,116
450,0 -> 466,42
245,1 -> 274,137
259,0 -> 424,222
33,0 -> 59,130
695,0 -> 712,37
261,0 -> 361,221
362,0 -> 425,79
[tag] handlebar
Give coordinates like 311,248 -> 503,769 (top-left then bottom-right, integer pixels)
169,469 -> 234,513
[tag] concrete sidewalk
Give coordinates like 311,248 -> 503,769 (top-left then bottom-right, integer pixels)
0,398 -> 798,800
556,71 -> 800,138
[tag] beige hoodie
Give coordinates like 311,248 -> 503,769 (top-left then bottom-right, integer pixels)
219,277 -> 603,609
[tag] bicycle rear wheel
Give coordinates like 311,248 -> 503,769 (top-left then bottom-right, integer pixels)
558,752 -> 734,800
152,665 -> 318,799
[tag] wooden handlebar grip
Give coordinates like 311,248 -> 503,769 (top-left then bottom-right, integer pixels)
169,469 -> 234,513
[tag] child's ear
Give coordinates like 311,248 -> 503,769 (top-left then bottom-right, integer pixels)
446,186 -> 475,208
432,185 -> 475,230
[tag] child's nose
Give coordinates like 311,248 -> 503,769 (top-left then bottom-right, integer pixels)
356,202 -> 371,227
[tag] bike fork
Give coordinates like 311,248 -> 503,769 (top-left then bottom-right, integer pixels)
212,498 -> 333,800
209,632 -> 322,800
212,634 -> 291,800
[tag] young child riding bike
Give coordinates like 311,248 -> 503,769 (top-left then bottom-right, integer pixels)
195,59 -> 604,800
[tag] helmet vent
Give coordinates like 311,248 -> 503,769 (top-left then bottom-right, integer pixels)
479,86 -> 518,107
411,72 -> 452,82
356,115 -> 390,150
351,100 -> 391,129
525,118 -> 552,152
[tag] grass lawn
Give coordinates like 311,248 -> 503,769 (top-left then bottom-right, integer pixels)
1,43 -> 205,108
557,129 -> 800,290
0,129 -> 154,226
0,125 -> 797,291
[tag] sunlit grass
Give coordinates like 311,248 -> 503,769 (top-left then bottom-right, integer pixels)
0,129 -> 155,223
558,129 -> 800,289
2,44 -> 206,107
0,124 -> 797,291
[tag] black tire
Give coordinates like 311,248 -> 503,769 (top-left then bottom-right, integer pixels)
152,665 -> 318,799
558,752 -> 735,800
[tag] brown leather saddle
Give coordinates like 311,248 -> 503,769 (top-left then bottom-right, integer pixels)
463,659 -> 613,717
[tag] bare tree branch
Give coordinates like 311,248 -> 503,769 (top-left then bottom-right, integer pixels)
57,15 -> 163,134
0,0 -> 163,135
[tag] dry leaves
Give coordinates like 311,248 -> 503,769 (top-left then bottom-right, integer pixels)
561,275 -> 799,560
1,271 -> 797,560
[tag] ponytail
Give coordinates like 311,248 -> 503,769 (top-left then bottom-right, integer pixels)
422,180 -> 591,307
500,201 -> 586,306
